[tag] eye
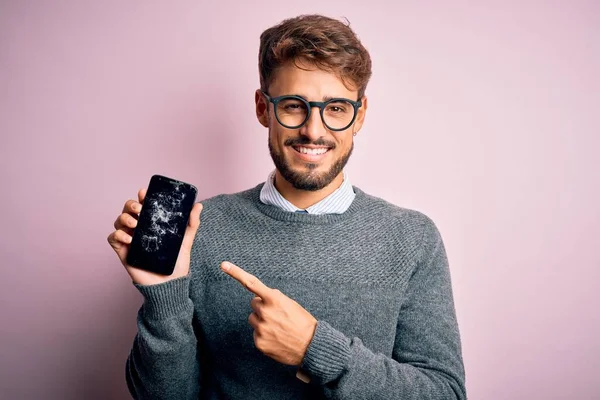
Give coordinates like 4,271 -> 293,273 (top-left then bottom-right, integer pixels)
278,98 -> 307,113
325,101 -> 350,113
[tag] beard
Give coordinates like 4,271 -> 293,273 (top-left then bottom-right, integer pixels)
268,135 -> 354,191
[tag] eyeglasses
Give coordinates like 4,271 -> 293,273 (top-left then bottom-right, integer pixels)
261,91 -> 362,132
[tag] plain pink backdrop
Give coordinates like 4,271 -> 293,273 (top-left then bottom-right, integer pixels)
1,1 -> 598,399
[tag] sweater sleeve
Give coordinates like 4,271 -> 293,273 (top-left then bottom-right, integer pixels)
125,275 -> 201,399
299,217 -> 467,399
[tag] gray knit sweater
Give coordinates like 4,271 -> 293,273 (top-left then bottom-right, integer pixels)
126,183 -> 466,399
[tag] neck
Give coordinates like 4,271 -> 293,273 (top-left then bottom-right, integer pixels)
273,170 -> 344,209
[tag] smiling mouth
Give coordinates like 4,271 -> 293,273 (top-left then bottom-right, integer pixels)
291,145 -> 332,155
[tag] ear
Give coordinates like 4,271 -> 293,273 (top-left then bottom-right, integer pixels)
353,95 -> 368,134
255,89 -> 269,128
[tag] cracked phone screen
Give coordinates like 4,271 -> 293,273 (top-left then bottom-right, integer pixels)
126,175 -> 197,275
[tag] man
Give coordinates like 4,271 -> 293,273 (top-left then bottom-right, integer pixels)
108,14 -> 466,399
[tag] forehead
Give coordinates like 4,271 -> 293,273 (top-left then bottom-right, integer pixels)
269,60 -> 358,100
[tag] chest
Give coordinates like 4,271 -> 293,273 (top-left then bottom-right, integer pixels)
188,220 -> 416,360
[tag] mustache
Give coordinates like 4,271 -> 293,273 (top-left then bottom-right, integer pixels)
284,138 -> 336,148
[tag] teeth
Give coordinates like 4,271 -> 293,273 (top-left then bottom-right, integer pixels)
296,147 -> 328,155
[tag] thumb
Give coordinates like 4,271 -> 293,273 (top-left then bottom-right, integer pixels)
180,202 -> 203,253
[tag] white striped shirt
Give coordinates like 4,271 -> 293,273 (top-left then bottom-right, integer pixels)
259,169 -> 356,214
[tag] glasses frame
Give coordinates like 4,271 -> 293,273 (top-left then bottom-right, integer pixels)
261,90 -> 362,132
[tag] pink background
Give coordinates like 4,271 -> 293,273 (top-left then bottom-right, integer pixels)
1,1 -> 598,399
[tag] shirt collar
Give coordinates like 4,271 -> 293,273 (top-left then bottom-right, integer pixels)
259,169 -> 355,214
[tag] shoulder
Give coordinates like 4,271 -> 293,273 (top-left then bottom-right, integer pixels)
353,186 -> 443,249
196,183 -> 263,217
355,186 -> 438,231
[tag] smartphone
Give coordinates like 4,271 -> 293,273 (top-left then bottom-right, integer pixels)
126,174 -> 198,275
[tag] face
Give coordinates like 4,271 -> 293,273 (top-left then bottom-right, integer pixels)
255,60 -> 368,191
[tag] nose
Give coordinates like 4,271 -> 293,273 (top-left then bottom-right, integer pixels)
299,106 -> 327,140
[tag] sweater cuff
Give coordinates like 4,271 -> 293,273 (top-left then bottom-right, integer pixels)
300,320 -> 351,384
133,275 -> 191,320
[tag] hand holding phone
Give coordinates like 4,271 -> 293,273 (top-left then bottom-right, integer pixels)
107,175 -> 203,286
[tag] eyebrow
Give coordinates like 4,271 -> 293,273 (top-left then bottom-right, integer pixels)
289,94 -> 345,102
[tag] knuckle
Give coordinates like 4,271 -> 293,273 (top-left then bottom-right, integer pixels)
248,313 -> 258,327
129,200 -> 140,213
254,326 -> 264,339
127,214 -> 137,227
117,229 -> 129,242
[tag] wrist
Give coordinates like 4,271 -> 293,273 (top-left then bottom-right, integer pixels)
299,316 -> 318,365
300,320 -> 351,385
134,275 -> 192,320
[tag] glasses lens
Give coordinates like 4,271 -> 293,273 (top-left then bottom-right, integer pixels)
275,98 -> 308,128
323,100 -> 356,130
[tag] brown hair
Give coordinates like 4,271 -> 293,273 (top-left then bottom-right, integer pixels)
258,14 -> 372,98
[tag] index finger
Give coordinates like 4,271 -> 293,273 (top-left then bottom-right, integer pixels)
221,261 -> 273,300
121,187 -> 146,215
138,188 -> 146,204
